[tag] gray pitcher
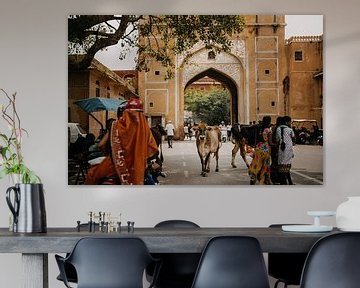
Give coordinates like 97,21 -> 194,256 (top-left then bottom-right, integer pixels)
6,183 -> 47,233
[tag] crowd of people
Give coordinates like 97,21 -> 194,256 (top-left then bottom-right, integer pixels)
80,101 -> 295,185
248,115 -> 296,185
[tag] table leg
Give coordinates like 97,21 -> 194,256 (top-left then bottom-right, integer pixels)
22,253 -> 48,288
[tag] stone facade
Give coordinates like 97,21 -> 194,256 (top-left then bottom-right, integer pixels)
137,15 -> 323,138
285,36 -> 323,126
68,16 -> 323,139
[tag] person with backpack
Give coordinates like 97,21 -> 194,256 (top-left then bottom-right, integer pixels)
276,116 -> 296,185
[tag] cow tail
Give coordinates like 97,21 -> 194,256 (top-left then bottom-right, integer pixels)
218,130 -> 222,149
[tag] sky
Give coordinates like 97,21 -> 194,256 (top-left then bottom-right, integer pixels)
285,15 -> 323,38
95,15 -> 323,70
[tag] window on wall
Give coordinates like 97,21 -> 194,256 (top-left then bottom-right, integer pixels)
107,87 -> 110,98
294,51 -> 303,61
265,69 -> 270,75
95,81 -> 100,97
208,51 -> 216,60
155,70 -> 160,76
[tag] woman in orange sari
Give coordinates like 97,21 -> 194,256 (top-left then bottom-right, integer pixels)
85,98 -> 158,185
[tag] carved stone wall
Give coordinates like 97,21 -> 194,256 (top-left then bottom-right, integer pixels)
178,40 -> 247,124
179,40 -> 245,87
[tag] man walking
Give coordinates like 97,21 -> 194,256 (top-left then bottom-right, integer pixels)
165,120 -> 175,148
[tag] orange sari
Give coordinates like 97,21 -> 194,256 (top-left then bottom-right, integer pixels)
85,110 -> 158,185
111,110 -> 158,185
84,156 -> 117,185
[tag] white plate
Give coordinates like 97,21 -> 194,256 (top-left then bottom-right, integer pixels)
307,211 -> 336,217
282,225 -> 333,232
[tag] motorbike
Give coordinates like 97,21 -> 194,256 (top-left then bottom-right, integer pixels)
298,131 -> 311,144
317,129 -> 323,146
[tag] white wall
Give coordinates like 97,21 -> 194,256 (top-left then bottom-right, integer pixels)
0,0 -> 359,287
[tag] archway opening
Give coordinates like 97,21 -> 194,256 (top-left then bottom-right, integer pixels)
184,68 -> 238,126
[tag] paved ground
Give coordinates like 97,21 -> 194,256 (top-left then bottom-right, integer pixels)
159,139 -> 323,185
68,139 -> 323,185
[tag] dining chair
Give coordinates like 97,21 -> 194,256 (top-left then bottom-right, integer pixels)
55,237 -> 160,288
300,232 -> 360,288
268,224 -> 308,288
147,220 -> 201,288
191,236 -> 270,288
56,223 -> 99,284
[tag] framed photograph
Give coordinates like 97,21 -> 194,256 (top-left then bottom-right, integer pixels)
68,15 -> 323,186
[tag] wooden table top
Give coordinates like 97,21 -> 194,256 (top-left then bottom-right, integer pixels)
0,227 -> 340,254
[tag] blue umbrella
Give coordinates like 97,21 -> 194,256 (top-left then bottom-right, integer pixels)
74,97 -> 127,130
75,97 -> 127,113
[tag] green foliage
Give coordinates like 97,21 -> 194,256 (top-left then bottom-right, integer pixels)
0,160 -> 41,184
185,87 -> 231,125
68,15 -> 245,76
0,89 -> 41,184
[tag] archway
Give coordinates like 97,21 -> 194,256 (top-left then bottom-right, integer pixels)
185,68 -> 239,124
178,44 -> 246,130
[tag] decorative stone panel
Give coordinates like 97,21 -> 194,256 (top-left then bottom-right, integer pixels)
181,47 -> 243,87
256,88 -> 279,115
255,36 -> 278,53
145,89 -> 168,114
256,58 -> 278,83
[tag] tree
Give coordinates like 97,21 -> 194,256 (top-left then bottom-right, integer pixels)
185,87 -> 231,125
68,15 -> 245,76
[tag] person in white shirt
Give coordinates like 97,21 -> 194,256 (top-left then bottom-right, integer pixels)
183,125 -> 189,140
219,121 -> 227,142
276,116 -> 296,185
226,124 -> 232,141
165,120 -> 175,148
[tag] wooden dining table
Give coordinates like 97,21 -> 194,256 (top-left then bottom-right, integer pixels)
0,226 -> 340,288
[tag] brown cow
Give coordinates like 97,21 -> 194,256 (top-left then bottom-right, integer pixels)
195,122 -> 221,177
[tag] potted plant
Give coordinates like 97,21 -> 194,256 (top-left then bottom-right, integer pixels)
0,88 -> 46,233
0,89 -> 40,183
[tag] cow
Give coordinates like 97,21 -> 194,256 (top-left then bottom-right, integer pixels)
195,122 -> 221,177
230,123 -> 260,168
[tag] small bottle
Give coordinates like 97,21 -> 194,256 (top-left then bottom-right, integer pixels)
77,221 -> 81,232
88,211 -> 93,232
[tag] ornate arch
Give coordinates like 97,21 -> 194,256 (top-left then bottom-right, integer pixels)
180,44 -> 244,89
177,39 -> 247,125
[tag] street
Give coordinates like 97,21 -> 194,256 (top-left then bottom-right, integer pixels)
68,139 -> 323,185
159,139 -> 323,185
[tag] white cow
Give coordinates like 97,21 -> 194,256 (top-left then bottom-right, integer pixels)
195,122 -> 221,177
